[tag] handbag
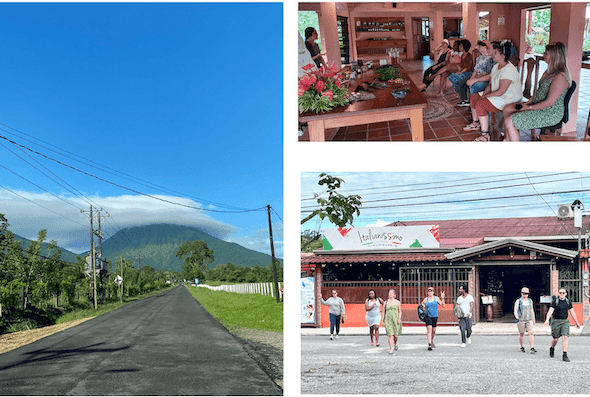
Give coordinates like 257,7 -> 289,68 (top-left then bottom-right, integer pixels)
417,302 -> 430,322
454,304 -> 465,319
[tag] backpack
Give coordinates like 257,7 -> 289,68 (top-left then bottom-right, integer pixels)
551,295 -> 570,308
417,301 -> 430,322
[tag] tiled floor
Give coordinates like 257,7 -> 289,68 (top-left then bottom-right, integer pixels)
299,57 -> 590,142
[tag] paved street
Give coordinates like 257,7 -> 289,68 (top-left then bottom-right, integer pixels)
0,286 -> 281,395
302,333 -> 590,394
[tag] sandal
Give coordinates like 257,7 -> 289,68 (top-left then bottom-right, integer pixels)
474,132 -> 490,142
463,122 -> 480,132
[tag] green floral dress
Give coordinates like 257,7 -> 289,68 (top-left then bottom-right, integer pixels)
511,77 -> 568,130
384,302 -> 402,336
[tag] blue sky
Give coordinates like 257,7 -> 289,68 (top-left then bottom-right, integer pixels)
301,172 -> 590,232
0,3 -> 283,258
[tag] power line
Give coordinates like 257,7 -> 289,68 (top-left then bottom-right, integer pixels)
0,133 -> 267,214
0,185 -> 87,228
0,123 -> 255,211
302,174 -> 589,210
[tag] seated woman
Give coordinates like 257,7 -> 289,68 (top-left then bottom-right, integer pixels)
417,39 -> 451,92
461,41 -> 494,105
426,40 -> 464,96
448,40 -> 475,106
463,41 -> 522,141
304,27 -> 326,68
503,42 -> 571,141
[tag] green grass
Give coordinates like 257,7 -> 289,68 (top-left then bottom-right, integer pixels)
55,286 -> 174,324
186,286 -> 282,332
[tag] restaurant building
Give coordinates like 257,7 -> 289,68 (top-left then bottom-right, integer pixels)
301,214 -> 590,328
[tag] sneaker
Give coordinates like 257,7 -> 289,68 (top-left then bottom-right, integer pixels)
530,347 -> 537,354
431,342 -> 436,348
467,337 -> 472,345
329,335 -> 333,340
388,350 -> 394,354
461,343 -> 466,348
457,100 -> 470,107
563,353 -> 570,362
550,347 -> 555,358
520,347 -> 526,353
335,335 -> 339,339
428,345 -> 433,351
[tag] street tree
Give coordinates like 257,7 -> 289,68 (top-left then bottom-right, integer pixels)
301,173 -> 362,250
176,240 -> 214,282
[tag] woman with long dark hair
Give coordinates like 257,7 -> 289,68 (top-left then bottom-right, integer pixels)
304,27 -> 325,68
365,290 -> 384,346
503,42 -> 572,141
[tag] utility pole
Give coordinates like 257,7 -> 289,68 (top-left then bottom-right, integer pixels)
120,255 -> 124,304
267,205 -> 280,303
137,254 -> 141,270
90,206 -> 97,309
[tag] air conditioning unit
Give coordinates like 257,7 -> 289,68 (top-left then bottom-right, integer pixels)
557,204 -> 574,219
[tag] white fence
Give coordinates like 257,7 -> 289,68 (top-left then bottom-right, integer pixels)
198,282 -> 283,300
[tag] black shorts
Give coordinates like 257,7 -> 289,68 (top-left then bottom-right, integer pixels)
425,316 -> 438,327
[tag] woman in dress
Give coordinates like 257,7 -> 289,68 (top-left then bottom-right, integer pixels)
463,41 -> 522,141
365,290 -> 384,346
422,287 -> 445,351
304,27 -> 325,68
503,42 -> 571,141
417,39 -> 451,92
318,289 -> 345,340
426,40 -> 467,96
383,289 -> 402,354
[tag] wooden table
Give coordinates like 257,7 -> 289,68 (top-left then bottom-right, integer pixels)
299,65 -> 428,142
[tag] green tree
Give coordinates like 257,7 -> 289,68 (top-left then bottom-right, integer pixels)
301,230 -> 323,252
298,11 -> 320,43
176,240 -> 214,282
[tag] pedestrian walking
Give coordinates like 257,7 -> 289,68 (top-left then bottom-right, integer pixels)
365,290 -> 384,346
513,287 -> 536,353
543,288 -> 581,362
319,290 -> 345,340
456,285 -> 474,348
383,289 -> 402,354
422,287 -> 445,350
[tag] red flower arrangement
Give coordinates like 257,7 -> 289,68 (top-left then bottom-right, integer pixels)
298,63 -> 348,113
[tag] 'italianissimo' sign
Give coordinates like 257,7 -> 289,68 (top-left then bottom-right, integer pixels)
322,226 -> 440,251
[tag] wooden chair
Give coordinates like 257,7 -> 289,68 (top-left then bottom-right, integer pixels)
535,81 -> 577,140
521,58 -> 539,100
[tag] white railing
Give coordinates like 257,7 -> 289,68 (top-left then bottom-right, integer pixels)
198,282 -> 283,300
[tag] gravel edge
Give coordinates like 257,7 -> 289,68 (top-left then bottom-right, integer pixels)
231,328 -> 283,392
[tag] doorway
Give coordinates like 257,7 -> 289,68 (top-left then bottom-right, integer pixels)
478,265 -> 550,322
412,18 -> 430,60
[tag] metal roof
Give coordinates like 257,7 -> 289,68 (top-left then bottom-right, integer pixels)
445,238 -> 578,261
387,216 -> 588,241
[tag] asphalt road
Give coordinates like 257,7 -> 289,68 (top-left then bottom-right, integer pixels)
302,333 -> 590,394
0,286 -> 281,395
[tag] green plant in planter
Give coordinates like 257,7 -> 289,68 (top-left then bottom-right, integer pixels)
376,65 -> 399,81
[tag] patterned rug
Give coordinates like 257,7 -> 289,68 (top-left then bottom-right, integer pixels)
422,99 -> 455,122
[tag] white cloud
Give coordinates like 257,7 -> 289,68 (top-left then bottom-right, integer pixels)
0,189 -> 283,257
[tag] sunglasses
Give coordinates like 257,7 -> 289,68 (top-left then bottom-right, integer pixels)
522,292 -> 529,295
427,289 -> 434,292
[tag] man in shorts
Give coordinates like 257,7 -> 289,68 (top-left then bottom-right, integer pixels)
543,288 -> 581,362
513,287 -> 536,353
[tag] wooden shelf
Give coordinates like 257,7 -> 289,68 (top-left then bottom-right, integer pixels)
354,16 -> 407,61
